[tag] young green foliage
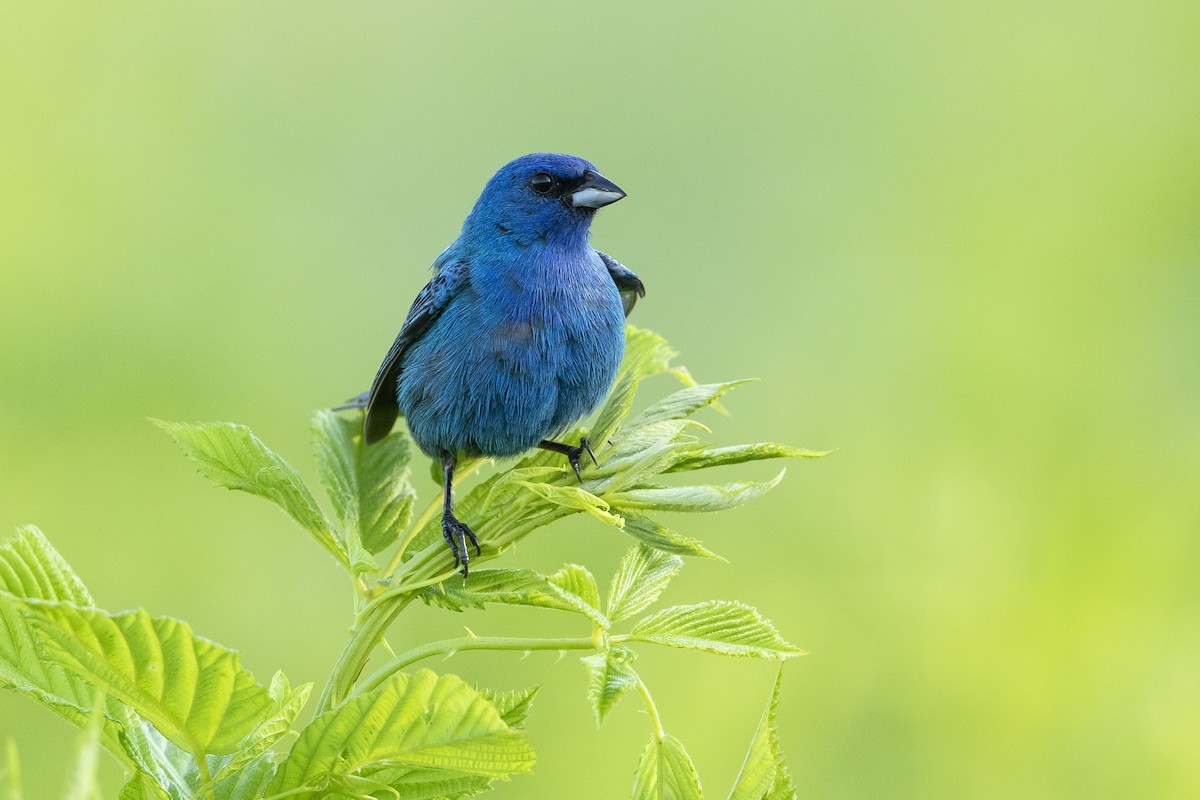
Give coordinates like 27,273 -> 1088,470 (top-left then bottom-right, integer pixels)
667,442 -> 829,474
420,566 -> 608,627
619,512 -> 720,559
480,686 -> 540,728
209,672 -> 312,785
0,526 -> 92,606
728,670 -> 797,800
1,326 -> 820,799
581,646 -> 640,726
0,532 -> 131,764
607,545 -> 684,623
312,410 -> 417,557
268,669 -> 535,796
116,774 -> 169,800
625,379 -> 755,430
631,601 -> 805,660
32,607 -> 273,756
632,734 -> 703,800
608,471 -> 787,513
153,420 -> 349,571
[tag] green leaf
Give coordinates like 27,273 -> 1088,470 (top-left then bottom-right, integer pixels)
0,596 -> 130,763
210,757 -> 276,800
421,567 -> 608,628
513,481 -> 624,527
607,545 -> 683,623
117,774 -> 170,800
630,601 -> 804,660
766,777 -> 797,800
210,670 -> 311,785
330,768 -> 489,800
313,410 -> 417,556
625,326 -> 679,379
581,646 -> 639,725
114,711 -> 200,800
0,533 -> 115,758
479,467 -> 561,513
0,531 -> 133,760
609,470 -> 785,513
590,326 -> 681,448
619,513 -> 720,560
588,420 -> 702,495
288,765 -> 490,800
479,686 -> 539,729
116,709 -> 280,800
0,526 -> 92,605
667,442 -> 830,474
728,670 -> 796,800
590,349 -> 647,447
632,733 -> 702,800
626,380 -> 755,430
547,564 -> 602,615
32,605 -> 273,755
153,420 -> 348,569
270,669 -> 535,795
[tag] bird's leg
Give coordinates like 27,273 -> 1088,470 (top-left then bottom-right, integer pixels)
538,437 -> 597,482
440,450 -> 480,577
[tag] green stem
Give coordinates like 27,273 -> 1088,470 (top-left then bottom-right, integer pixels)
315,594 -> 414,713
356,634 -> 598,696
320,463 -> 495,710
361,567 -> 462,620
637,678 -> 665,741
194,750 -> 215,799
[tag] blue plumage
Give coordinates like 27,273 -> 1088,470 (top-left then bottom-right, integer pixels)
357,153 -> 644,573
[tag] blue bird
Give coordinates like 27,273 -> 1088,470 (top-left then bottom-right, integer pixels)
349,153 -> 645,575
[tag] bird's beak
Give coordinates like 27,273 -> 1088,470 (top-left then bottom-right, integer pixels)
570,173 -> 626,208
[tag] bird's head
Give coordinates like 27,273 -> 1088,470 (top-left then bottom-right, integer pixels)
463,153 -> 626,248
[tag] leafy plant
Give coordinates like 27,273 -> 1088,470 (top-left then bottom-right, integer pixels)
0,327 -> 825,799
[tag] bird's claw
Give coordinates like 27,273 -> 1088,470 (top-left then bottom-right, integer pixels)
442,513 -> 480,577
565,437 -> 597,482
538,436 -> 599,482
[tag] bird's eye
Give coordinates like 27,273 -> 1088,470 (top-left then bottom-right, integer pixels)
530,173 -> 556,195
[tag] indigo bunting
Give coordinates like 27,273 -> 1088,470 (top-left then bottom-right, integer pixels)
347,153 -> 645,574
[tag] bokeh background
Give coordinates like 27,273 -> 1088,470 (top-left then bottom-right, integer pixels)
3,2 -> 1199,797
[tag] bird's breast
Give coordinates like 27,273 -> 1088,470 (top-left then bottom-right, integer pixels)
398,249 -> 626,458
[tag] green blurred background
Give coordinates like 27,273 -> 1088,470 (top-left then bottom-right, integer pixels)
3,2 -> 1199,797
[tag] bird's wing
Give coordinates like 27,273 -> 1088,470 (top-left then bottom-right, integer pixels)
363,257 -> 470,444
597,251 -> 645,317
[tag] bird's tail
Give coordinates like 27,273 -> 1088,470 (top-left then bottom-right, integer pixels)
332,391 -> 370,412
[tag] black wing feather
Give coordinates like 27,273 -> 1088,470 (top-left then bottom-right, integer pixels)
597,251 -> 645,317
362,260 -> 468,444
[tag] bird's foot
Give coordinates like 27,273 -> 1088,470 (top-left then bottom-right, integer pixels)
572,437 -> 598,481
442,512 -> 481,577
566,438 -> 598,482
538,437 -> 598,481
